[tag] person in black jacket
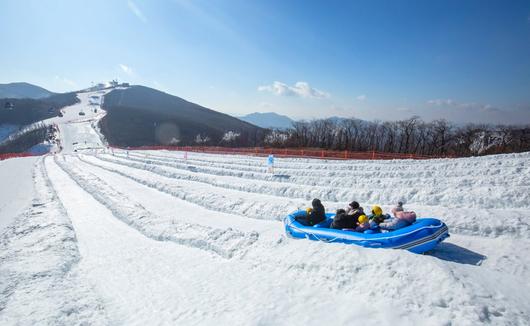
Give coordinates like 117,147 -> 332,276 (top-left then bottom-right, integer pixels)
331,201 -> 364,229
330,209 -> 354,229
296,198 -> 326,226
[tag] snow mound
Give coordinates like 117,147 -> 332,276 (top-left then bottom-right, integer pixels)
0,160 -> 108,325
87,152 -> 530,239
55,156 -> 259,258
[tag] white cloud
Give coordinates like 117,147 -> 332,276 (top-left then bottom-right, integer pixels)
427,98 -> 455,106
427,99 -> 499,112
119,64 -> 133,76
258,81 -> 329,99
54,76 -> 76,87
127,1 -> 147,23
356,94 -> 367,101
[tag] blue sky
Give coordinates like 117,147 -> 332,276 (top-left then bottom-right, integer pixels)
1,0 -> 529,124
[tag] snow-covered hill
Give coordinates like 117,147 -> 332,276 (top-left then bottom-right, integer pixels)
1,102 -> 530,324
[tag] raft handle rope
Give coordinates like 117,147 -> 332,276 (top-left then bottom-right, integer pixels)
284,215 -> 342,243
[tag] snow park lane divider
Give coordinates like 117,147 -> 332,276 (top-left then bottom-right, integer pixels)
118,151 -> 292,181
130,149 -> 528,179
0,159 -> 108,325
97,153 -> 530,239
99,152 -> 530,213
120,151 -> 473,188
96,153 -> 345,202
52,156 -> 259,259
114,151 -> 529,202
77,154 -> 306,221
122,150 -> 529,190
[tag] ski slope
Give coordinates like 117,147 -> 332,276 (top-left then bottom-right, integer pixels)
42,89 -> 110,154
1,91 -> 530,325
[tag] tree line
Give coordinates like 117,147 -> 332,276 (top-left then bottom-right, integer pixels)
261,117 -> 530,157
0,123 -> 57,154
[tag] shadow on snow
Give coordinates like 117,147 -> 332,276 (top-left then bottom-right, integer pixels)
428,242 -> 486,266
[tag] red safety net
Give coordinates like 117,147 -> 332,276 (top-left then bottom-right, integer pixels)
112,146 -> 448,160
0,152 -> 39,161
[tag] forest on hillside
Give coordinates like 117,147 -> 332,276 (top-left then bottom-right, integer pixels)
262,116 -> 529,157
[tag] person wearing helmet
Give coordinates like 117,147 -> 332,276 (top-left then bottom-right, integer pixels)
354,214 -> 371,232
368,205 -> 388,225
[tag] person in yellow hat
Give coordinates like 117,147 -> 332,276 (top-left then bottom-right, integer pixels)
354,214 -> 371,232
368,205 -> 388,225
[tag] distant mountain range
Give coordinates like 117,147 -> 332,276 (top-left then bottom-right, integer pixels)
238,112 -> 295,129
100,86 -> 266,147
1,81 -> 363,147
0,82 -> 54,99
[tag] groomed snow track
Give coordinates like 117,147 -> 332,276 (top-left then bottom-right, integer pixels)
1,149 -> 530,325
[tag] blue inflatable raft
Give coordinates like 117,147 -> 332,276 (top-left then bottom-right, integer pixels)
284,210 -> 449,254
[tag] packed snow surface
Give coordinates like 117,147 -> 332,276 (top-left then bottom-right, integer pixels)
1,90 -> 530,325
0,157 -> 37,232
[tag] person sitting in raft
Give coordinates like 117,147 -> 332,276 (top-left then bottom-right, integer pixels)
368,205 -> 389,226
296,198 -> 326,226
331,201 -> 363,229
331,208 -> 353,229
345,201 -> 364,218
379,202 -> 417,231
354,214 -> 370,232
392,201 -> 404,216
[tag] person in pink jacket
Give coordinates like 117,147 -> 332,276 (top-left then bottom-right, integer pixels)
379,202 -> 417,231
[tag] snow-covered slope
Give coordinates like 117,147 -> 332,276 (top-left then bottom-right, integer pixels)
42,90 -> 110,153
1,121 -> 530,324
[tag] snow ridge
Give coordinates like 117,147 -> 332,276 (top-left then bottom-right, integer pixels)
54,156 -> 259,259
85,153 -> 530,239
79,154 -> 305,221
0,159 -> 108,325
115,151 -> 530,210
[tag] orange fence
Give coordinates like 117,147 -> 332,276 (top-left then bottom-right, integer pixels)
113,145 -> 445,160
0,152 -> 39,161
